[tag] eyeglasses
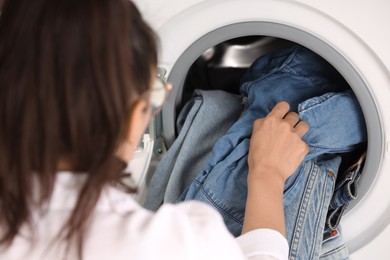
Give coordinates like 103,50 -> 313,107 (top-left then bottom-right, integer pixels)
150,77 -> 171,115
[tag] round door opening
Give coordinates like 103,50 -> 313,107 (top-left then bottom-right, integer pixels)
160,22 -> 384,253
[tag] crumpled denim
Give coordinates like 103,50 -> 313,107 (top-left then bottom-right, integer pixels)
326,151 -> 366,232
284,156 -> 341,260
285,91 -> 367,260
143,89 -> 243,210
320,227 -> 349,260
180,45 -> 367,259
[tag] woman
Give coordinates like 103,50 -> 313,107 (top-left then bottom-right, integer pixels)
0,0 -> 309,259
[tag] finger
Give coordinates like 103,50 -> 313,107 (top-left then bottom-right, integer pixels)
268,101 -> 290,119
294,120 -> 309,137
283,112 -> 300,127
252,118 -> 264,130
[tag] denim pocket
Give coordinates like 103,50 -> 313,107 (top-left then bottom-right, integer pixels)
327,151 -> 366,230
320,228 -> 349,260
283,161 -> 313,206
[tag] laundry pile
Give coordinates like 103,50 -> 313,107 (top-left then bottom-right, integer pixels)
144,45 -> 367,260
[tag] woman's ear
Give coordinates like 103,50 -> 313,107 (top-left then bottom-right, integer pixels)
117,99 -> 151,162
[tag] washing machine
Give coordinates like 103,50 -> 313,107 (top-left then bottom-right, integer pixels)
130,0 -> 390,258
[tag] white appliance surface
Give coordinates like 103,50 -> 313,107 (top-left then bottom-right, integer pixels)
132,0 -> 390,258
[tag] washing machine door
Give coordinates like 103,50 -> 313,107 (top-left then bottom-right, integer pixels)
137,0 -> 390,256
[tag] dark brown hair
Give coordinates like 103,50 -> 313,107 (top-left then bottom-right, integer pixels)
0,0 -> 157,257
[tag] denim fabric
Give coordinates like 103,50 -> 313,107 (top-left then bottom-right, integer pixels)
320,227 -> 349,260
180,46 -> 367,259
326,152 -> 366,231
143,89 -> 243,211
284,157 -> 341,260
298,91 -> 367,160
180,90 -> 366,229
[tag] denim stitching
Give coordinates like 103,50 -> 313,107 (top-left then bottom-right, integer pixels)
240,46 -> 300,91
309,170 -> 335,259
198,184 -> 243,225
289,163 -> 318,259
319,244 -> 348,258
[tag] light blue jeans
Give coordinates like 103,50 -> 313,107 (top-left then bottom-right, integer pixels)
144,89 -> 243,210
320,226 -> 349,260
180,46 -> 367,259
326,151 -> 366,231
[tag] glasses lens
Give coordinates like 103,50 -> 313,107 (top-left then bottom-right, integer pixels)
150,78 -> 167,113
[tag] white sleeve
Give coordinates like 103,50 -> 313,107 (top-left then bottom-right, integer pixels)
236,229 -> 289,260
151,201 -> 289,260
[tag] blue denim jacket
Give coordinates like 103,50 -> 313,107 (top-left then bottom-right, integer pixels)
180,46 -> 367,259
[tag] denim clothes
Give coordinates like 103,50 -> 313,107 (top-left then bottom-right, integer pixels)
144,90 -> 243,210
326,151 -> 366,231
180,46 -> 367,259
320,226 -> 349,260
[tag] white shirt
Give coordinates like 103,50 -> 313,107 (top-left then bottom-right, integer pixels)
0,172 -> 289,260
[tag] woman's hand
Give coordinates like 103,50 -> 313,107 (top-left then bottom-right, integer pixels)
242,101 -> 309,236
248,101 -> 309,184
